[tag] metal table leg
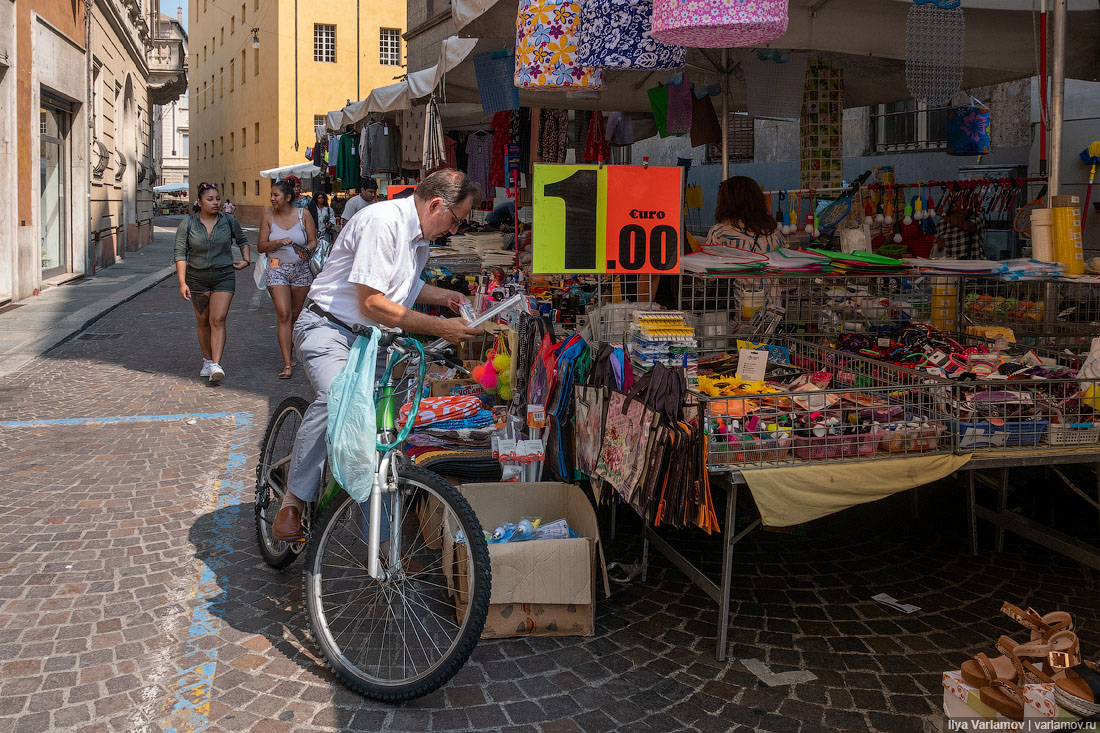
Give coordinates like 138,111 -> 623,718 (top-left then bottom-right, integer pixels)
967,470 -> 979,556
995,468 -> 1008,553
716,478 -> 739,662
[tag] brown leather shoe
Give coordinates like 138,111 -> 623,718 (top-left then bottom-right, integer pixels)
272,505 -> 304,541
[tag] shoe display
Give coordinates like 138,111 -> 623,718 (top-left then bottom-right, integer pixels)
208,363 -> 225,384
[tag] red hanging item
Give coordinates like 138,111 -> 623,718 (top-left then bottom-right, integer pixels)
583,112 -> 610,163
489,111 -> 512,189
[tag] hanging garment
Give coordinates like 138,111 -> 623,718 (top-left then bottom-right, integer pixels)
605,112 -> 634,146
336,132 -> 361,189
473,52 -> 521,114
422,98 -> 446,172
539,109 -> 568,163
327,136 -> 339,176
583,112 -> 610,163
514,0 -> 603,89
577,0 -> 685,70
366,122 -> 399,174
489,110 -> 512,189
401,106 -> 427,169
665,74 -> 692,133
689,94 -> 722,147
465,131 -> 494,193
647,84 -> 675,138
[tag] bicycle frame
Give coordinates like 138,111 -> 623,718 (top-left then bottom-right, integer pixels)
314,335 -> 431,582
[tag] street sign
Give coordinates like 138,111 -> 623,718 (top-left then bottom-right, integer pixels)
532,164 -> 683,274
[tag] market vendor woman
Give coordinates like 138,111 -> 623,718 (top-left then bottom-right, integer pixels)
173,182 -> 252,384
705,176 -> 784,252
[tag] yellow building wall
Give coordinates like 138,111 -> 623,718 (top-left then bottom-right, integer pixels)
190,0 -> 405,222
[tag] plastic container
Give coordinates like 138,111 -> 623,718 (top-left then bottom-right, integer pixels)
879,423 -> 944,453
1030,208 -> 1055,262
956,420 -> 1049,448
1051,195 -> 1084,275
1043,423 -> 1100,447
842,426 -> 882,458
740,290 -> 766,321
792,433 -> 845,461
722,432 -> 792,464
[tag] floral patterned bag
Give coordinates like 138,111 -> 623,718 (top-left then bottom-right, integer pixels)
515,0 -> 603,89
594,390 -> 657,505
573,385 -> 607,477
946,97 -> 991,156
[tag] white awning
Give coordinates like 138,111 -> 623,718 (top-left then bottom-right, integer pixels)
323,36 -> 479,127
153,181 -> 189,193
259,162 -> 321,180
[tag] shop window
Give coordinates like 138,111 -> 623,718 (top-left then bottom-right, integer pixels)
314,24 -> 336,63
380,28 -> 401,66
706,113 -> 755,164
871,100 -> 949,152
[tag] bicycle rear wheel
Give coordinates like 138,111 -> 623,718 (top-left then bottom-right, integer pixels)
255,396 -> 309,569
303,465 -> 491,701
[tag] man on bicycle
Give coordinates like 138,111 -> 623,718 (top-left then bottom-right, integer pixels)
273,169 -> 483,541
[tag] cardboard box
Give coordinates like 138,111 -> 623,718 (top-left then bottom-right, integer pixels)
941,670 -> 1080,722
447,482 -> 610,639
430,379 -> 486,398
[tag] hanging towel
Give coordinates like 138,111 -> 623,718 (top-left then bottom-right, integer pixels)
647,84 -> 675,138
689,93 -> 722,147
401,106 -> 426,169
665,74 -> 692,133
422,98 -> 446,172
474,52 -> 521,114
583,112 -> 610,163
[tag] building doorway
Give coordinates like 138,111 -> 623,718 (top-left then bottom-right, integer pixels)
40,96 -> 72,279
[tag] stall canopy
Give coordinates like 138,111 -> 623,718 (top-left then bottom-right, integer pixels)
323,37 -> 479,129
442,0 -> 1100,111
259,162 -> 321,180
153,182 -> 189,194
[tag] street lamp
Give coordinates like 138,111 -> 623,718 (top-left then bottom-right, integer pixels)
251,28 -> 260,49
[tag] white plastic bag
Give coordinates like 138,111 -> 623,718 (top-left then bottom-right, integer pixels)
253,253 -> 269,289
326,331 -> 381,502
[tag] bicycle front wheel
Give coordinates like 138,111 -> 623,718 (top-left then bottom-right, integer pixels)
303,465 -> 491,701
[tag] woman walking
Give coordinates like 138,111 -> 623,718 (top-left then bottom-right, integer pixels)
173,182 -> 251,384
258,179 -> 318,379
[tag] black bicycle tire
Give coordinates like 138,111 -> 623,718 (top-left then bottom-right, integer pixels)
303,465 -> 491,702
254,396 -> 310,570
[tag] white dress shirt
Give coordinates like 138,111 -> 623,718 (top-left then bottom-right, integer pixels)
308,196 -> 428,329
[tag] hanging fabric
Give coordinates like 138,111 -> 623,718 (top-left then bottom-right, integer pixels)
605,112 -> 634,146
745,51 -> 808,120
651,0 -> 788,47
576,0 -> 685,70
946,96 -> 992,156
799,61 -> 844,189
905,3 -> 965,105
583,112 -> 610,163
401,106 -> 426,169
647,84 -> 676,138
422,98 -> 447,172
474,51 -> 521,114
665,73 -> 692,133
466,130 -> 494,192
336,131 -> 361,189
489,110 -> 512,189
514,0 -> 603,89
689,94 -> 722,147
539,109 -> 569,163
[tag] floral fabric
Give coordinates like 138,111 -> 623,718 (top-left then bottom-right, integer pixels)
651,0 -> 789,48
539,109 -> 569,163
946,104 -> 991,156
515,0 -> 603,89
576,0 -> 685,70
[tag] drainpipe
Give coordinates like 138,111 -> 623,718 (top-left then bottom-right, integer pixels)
356,0 -> 360,99
293,0 -> 299,151
85,0 -> 96,276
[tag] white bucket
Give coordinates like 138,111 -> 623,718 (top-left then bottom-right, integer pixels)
1031,207 -> 1054,262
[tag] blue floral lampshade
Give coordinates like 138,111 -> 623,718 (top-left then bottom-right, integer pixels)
576,0 -> 685,70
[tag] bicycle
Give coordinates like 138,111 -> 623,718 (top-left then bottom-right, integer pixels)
254,332 -> 491,701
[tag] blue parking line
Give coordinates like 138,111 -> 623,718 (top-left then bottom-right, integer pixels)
0,412 -> 241,428
164,411 -> 253,733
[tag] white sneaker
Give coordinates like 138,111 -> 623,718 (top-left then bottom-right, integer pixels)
199,359 -> 213,377
208,363 -> 225,383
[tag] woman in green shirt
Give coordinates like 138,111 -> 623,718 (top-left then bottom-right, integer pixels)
173,182 -> 251,384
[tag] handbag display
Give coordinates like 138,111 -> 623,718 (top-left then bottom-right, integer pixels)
594,389 -> 658,506
946,97 -> 992,156
573,385 -> 607,476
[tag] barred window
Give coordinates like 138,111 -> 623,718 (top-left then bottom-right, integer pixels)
314,24 -> 336,63
871,100 -> 949,152
314,115 -> 326,129
707,113 -> 755,164
380,28 -> 401,66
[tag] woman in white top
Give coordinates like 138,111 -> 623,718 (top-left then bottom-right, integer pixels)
314,192 -> 337,245
258,179 -> 318,379
704,176 -> 784,253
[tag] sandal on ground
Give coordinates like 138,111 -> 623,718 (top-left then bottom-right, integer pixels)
979,679 -> 1028,720
279,365 -> 293,379
1001,601 -> 1074,642
961,631 -> 1080,687
1055,661 -> 1100,717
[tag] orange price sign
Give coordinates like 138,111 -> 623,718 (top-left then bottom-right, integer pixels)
387,184 -> 416,200
604,166 -> 683,274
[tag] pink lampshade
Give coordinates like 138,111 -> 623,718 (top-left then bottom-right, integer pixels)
650,0 -> 789,48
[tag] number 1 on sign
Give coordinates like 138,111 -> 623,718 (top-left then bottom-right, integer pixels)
533,165 -> 606,274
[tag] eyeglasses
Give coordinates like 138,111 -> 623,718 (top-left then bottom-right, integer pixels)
444,205 -> 464,230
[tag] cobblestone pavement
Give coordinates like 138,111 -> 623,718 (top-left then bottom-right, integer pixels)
1,268 -> 1099,732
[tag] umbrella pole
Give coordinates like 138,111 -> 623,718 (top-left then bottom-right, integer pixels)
721,49 -> 729,179
1048,0 -> 1066,200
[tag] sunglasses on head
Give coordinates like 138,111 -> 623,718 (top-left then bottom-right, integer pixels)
198,182 -> 218,192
